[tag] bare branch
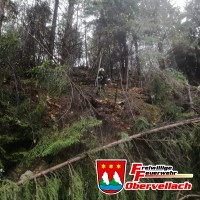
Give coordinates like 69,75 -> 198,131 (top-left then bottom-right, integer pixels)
17,117 -> 200,185
179,194 -> 200,200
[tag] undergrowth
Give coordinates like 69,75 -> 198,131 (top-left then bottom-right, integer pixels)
30,61 -> 70,97
26,117 -> 102,161
0,124 -> 199,200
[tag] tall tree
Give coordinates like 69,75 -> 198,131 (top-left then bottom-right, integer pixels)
87,0 -> 138,84
61,0 -> 76,65
135,0 -> 179,70
49,0 -> 59,60
0,0 -> 5,35
173,0 -> 200,82
22,1 -> 51,67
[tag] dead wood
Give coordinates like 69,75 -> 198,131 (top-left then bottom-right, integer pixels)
17,117 -> 200,185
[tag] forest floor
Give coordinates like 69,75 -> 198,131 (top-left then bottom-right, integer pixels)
1,68 -> 200,182
45,79 -> 161,136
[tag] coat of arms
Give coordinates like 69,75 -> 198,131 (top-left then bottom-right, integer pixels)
96,159 -> 127,194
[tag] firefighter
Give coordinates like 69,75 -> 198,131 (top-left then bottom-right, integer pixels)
96,68 -> 111,95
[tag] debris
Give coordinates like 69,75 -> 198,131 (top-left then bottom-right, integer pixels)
20,170 -> 33,181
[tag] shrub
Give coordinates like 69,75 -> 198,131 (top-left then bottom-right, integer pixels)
132,117 -> 152,132
162,103 -> 183,121
169,69 -> 188,84
30,61 -> 69,97
150,76 -> 169,105
26,117 -> 102,160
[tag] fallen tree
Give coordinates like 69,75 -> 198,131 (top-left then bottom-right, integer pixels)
17,117 -> 200,185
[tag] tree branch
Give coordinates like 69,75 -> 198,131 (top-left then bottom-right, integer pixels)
179,194 -> 200,200
17,117 -> 200,185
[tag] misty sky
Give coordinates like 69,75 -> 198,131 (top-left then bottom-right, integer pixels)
172,0 -> 186,10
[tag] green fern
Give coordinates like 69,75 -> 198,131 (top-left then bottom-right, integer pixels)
30,61 -> 69,97
169,69 -> 188,84
118,190 -> 128,200
45,176 -> 61,200
71,172 -> 84,200
117,132 -> 133,150
26,117 -> 102,160
146,190 -> 157,200
0,180 -> 20,200
35,180 -> 46,200
97,191 -> 105,200
136,189 -> 146,200
132,117 -> 152,132
162,103 -> 183,121
23,181 -> 33,200
150,76 -> 169,105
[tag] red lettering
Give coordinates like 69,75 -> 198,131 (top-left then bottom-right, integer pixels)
134,170 -> 146,181
178,183 -> 184,190
151,183 -> 158,190
125,182 -> 133,190
171,183 -> 178,189
158,184 -> 164,190
132,182 -> 139,189
184,182 -> 192,190
124,182 -> 193,191
129,163 -> 143,175
145,184 -> 151,190
140,184 -> 146,190
166,182 -> 172,189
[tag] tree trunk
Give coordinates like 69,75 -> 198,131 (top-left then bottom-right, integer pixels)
134,38 -> 141,78
61,0 -> 76,65
84,23 -> 89,68
17,117 -> 200,185
118,31 -> 128,85
49,0 -> 59,60
0,0 -> 5,36
109,46 -> 113,79
158,41 -> 166,70
165,32 -> 178,69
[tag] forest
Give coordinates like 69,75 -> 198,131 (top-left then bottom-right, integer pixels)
0,0 -> 200,199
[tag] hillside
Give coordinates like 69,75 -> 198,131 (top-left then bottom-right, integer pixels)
0,66 -> 200,199
1,0 -> 200,199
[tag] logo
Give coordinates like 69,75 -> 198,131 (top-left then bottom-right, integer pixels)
125,163 -> 193,190
96,160 -> 193,194
96,159 -> 127,194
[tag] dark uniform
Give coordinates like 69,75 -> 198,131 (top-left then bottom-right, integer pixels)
96,69 -> 110,95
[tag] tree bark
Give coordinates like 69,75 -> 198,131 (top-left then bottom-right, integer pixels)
134,38 -> 141,79
179,194 -> 200,200
49,0 -> 59,60
84,22 -> 89,68
17,117 -> 200,185
61,0 -> 76,64
0,0 -> 5,36
158,41 -> 166,70
118,31 -> 128,85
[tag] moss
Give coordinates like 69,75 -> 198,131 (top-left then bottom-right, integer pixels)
162,103 -> 183,121
132,97 -> 161,124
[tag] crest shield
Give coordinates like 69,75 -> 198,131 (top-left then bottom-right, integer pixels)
96,159 -> 127,194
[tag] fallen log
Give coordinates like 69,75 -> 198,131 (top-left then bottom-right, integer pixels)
17,117 -> 200,185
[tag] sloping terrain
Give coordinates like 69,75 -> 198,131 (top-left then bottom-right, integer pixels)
0,69 -> 200,199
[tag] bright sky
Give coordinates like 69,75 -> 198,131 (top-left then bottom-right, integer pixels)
172,0 -> 187,11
